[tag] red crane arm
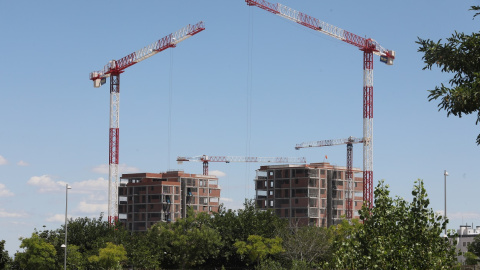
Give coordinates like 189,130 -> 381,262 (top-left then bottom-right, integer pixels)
245,0 -> 395,62
89,21 -> 205,86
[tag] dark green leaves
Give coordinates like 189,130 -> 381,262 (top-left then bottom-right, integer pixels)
332,180 -> 458,269
417,7 -> 480,144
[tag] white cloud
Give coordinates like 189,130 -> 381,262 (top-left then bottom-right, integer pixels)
92,164 -> 109,174
220,197 -> 233,202
71,178 -> 108,193
46,214 -> 68,223
209,170 -> 226,178
17,160 -> 29,166
27,175 -> 67,193
0,155 -> 7,165
86,193 -> 108,201
0,208 -> 27,218
0,183 -> 14,197
92,164 -> 140,174
77,201 -> 107,214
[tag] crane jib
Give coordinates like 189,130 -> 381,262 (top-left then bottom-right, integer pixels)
89,21 -> 205,88
246,0 -> 395,64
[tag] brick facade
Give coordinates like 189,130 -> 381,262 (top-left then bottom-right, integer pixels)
118,170 -> 220,232
255,163 -> 363,227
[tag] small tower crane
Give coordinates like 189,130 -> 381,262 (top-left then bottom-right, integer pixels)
177,155 -> 307,175
245,0 -> 395,207
295,136 -> 363,219
89,22 -> 205,223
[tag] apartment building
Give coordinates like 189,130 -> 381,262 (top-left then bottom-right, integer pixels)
454,224 -> 480,264
255,162 -> 363,227
118,170 -> 220,232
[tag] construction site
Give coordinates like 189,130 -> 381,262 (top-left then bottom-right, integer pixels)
255,163 -> 363,227
118,171 -> 220,232
7,0 -> 480,266
88,0 -> 395,230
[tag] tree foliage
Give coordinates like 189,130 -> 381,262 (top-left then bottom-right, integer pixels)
234,235 -> 284,266
9,187 -> 462,269
123,231 -> 160,269
66,213 -> 123,257
332,180 -> 458,269
467,233 -> 480,265
417,6 -> 480,144
465,251 -> 479,266
88,242 -> 127,270
207,199 -> 287,268
67,244 -> 86,270
0,240 -> 11,270
14,233 -> 57,270
32,214 -> 125,269
281,225 -> 331,266
155,210 -> 222,269
469,233 -> 480,256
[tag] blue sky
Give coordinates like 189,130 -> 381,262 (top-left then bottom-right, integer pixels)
1,0 -> 479,255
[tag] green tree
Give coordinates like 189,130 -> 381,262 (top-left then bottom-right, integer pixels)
36,226 -> 64,268
255,258 -> 286,270
234,235 -> 284,266
88,242 -> 127,270
236,200 -> 287,240
14,233 -> 57,270
469,233 -> 480,256
467,234 -> 480,265
123,231 -> 160,269
417,5 -> 480,144
34,215 -> 126,269
465,251 -> 479,266
67,244 -> 86,270
332,180 -> 458,269
208,200 -> 287,268
66,214 -> 119,257
0,240 -> 11,270
281,226 -> 331,266
327,218 -> 362,268
164,210 -> 222,269
143,208 -> 222,269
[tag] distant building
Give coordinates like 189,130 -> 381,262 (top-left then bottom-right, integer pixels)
455,224 -> 480,264
254,162 -> 363,227
118,170 -> 220,232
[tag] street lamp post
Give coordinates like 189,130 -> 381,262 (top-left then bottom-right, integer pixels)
444,170 -> 448,236
64,184 -> 72,270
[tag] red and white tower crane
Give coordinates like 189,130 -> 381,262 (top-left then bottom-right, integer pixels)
295,136 -> 363,219
245,0 -> 395,207
89,22 -> 205,223
177,155 -> 307,175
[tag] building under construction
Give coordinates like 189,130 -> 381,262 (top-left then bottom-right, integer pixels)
118,170 -> 220,232
255,162 -> 363,227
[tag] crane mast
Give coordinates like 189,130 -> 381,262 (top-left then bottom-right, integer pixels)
246,0 -> 395,207
296,136 -> 362,219
177,155 -> 307,175
90,22 -> 205,223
